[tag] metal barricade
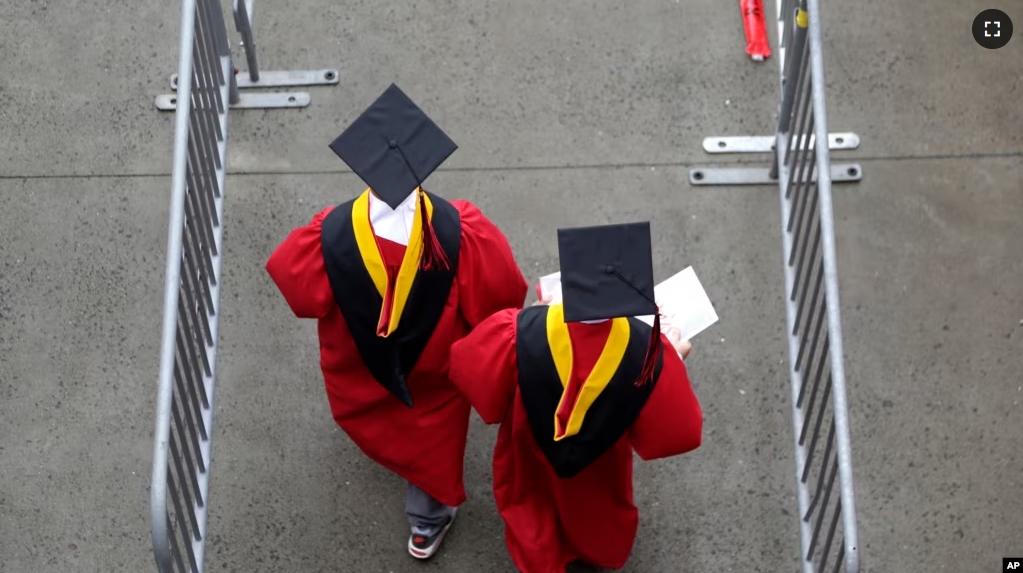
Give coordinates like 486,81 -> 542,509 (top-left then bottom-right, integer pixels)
689,0 -> 861,571
150,0 -> 230,571
151,1 -> 338,570
773,1 -> 860,571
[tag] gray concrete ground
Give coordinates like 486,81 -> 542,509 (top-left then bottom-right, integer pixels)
0,0 -> 1020,572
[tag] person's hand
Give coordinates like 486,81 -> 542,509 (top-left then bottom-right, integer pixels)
675,338 -> 693,360
665,327 -> 693,360
532,293 -> 554,307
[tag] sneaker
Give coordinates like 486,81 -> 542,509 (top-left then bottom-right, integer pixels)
407,508 -> 457,560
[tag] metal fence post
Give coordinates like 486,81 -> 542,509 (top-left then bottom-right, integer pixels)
156,0 -> 340,111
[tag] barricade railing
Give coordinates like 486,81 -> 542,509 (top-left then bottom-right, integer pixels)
689,0 -> 861,571
773,1 -> 860,570
150,0 -> 230,570
150,1 -> 337,571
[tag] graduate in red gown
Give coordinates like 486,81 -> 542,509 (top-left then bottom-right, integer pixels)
266,84 -> 528,560
449,222 -> 703,572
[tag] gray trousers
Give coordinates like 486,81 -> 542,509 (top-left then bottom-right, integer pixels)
405,482 -> 456,533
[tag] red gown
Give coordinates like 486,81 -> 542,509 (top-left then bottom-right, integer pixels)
449,308 -> 703,572
266,199 -> 528,507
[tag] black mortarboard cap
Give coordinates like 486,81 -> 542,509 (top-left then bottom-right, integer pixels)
557,222 -> 658,323
328,83 -> 457,210
557,221 -> 664,386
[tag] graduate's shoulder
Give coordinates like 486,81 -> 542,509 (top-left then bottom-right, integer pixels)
306,197 -> 367,230
272,205 -> 337,251
483,306 -> 526,330
298,204 -> 342,228
445,199 -> 512,243
442,198 -> 475,216
446,199 -> 489,227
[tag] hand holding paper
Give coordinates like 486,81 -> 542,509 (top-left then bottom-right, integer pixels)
537,271 -> 563,305
663,326 -> 694,359
636,267 -> 719,341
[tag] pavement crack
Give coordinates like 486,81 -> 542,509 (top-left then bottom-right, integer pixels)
1,150 -> 1021,180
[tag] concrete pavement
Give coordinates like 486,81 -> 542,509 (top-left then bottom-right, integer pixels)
0,0 -> 1020,571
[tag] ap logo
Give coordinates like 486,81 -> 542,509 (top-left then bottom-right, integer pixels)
1005,558 -> 1022,571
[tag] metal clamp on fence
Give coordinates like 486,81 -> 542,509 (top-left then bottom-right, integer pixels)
155,0 -> 340,111
150,0 -> 230,570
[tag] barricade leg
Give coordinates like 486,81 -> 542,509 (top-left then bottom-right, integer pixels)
687,0 -> 862,187
156,0 -> 340,111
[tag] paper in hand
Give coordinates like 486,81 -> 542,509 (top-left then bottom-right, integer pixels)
537,272 -> 563,304
635,267 -> 718,341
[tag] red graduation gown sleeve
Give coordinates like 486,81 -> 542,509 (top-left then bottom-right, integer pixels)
630,338 -> 703,461
450,200 -> 528,328
448,308 -> 520,424
265,207 -> 336,319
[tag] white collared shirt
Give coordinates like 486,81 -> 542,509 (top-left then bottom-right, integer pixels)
368,191 -> 417,246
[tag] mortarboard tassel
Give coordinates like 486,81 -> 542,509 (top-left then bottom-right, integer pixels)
635,311 -> 662,387
390,142 -> 450,272
417,188 -> 450,271
606,267 -> 662,387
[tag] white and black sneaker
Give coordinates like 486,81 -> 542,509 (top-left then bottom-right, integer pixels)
407,508 -> 457,560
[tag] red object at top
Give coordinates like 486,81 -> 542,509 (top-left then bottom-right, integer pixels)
741,0 -> 772,61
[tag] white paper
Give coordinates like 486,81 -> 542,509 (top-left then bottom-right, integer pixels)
538,266 -> 718,341
634,266 -> 719,341
537,271 -> 563,305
